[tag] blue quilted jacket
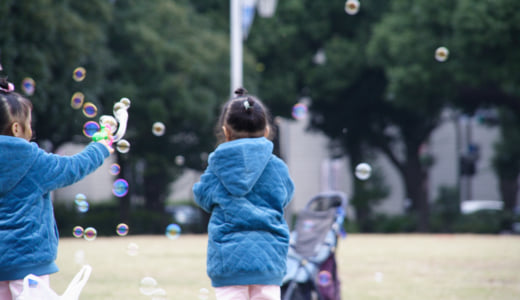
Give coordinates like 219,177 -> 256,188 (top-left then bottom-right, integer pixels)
0,136 -> 110,281
193,137 -> 294,287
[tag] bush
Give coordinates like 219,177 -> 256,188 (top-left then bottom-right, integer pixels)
54,202 -> 173,237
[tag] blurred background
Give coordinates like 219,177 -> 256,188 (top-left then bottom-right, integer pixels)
1,0 -> 519,236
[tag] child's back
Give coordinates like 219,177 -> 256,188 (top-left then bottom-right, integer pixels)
193,88 -> 294,300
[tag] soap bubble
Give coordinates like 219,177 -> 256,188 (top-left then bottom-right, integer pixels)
116,139 -> 130,154
317,270 -> 332,286
84,227 -> 97,241
74,193 -> 89,213
73,67 -> 86,82
435,46 -> 449,62
344,0 -> 360,15
165,223 -> 181,240
71,92 -> 85,109
127,242 -> 139,256
150,288 -> 167,300
116,223 -> 129,236
112,179 -> 129,197
152,122 -> 166,136
119,97 -> 131,109
74,249 -> 85,265
82,102 -> 98,118
374,271 -> 384,283
291,103 -> 308,120
198,288 -> 209,300
355,162 -> 372,180
72,226 -> 84,238
139,277 -> 158,296
99,115 -> 118,134
82,121 -> 100,138
175,155 -> 185,166
21,77 -> 35,96
109,163 -> 121,176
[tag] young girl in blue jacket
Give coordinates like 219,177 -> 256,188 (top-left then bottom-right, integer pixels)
193,88 -> 295,300
0,77 -> 112,299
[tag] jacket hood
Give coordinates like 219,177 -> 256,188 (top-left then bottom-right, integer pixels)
209,137 -> 273,196
0,136 -> 38,196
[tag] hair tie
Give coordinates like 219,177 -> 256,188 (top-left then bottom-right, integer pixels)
243,100 -> 251,110
0,82 -> 14,93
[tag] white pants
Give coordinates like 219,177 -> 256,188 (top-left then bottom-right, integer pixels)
215,285 -> 280,300
0,275 -> 50,300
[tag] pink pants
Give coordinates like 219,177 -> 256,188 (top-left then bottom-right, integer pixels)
214,285 -> 280,300
0,275 -> 50,300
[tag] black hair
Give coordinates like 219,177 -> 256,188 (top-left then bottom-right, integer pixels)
217,87 -> 272,142
0,77 -> 33,136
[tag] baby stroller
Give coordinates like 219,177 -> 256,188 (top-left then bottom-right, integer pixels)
282,191 -> 348,300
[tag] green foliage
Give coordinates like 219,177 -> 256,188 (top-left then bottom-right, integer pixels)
430,185 -> 460,232
54,202 -> 171,236
1,1 -> 241,211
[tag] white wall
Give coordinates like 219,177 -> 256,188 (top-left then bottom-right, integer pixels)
53,143 -> 117,204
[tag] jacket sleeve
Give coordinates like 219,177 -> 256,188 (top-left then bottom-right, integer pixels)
282,166 -> 295,208
193,169 -> 219,213
35,142 -> 110,193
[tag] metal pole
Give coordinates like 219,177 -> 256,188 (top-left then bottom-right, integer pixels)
230,0 -> 243,95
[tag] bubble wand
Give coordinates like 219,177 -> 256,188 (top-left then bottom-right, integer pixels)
92,97 -> 130,145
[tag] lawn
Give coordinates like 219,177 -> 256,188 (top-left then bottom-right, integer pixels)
51,234 -> 520,300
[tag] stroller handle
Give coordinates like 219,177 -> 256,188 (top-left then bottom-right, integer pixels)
304,191 -> 348,212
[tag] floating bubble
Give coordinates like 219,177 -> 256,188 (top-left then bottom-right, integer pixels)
76,200 -> 89,213
374,271 -> 384,283
73,67 -> 86,82
317,270 -> 332,287
152,122 -> 166,136
83,121 -> 100,138
175,155 -> 185,166
75,193 -> 86,202
200,152 -> 209,162
72,226 -> 84,238
198,288 -> 209,300
71,92 -> 85,109
110,163 -> 121,176
116,223 -> 129,236
74,249 -> 85,265
83,227 -> 97,241
165,223 -> 181,240
127,242 -> 139,256
139,277 -> 158,296
116,139 -> 130,154
99,115 -> 118,134
435,46 -> 449,62
112,178 -> 129,197
344,0 -> 360,15
302,220 -> 316,232
150,288 -> 167,300
355,162 -> 372,180
119,97 -> 131,109
21,77 -> 35,96
82,102 -> 98,118
292,103 -> 308,120
74,193 -> 89,213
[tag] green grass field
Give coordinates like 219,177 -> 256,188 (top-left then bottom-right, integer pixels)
51,234 -> 520,300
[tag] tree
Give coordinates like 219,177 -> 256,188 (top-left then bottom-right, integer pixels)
104,0 -> 239,213
0,0 -> 114,150
0,1 -> 250,219
451,0 -> 520,220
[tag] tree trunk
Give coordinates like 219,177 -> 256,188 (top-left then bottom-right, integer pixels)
499,176 -> 519,230
143,171 -> 169,212
403,154 -> 430,232
500,177 -> 519,212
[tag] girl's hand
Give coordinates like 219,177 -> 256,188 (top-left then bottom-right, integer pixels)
97,139 -> 114,154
